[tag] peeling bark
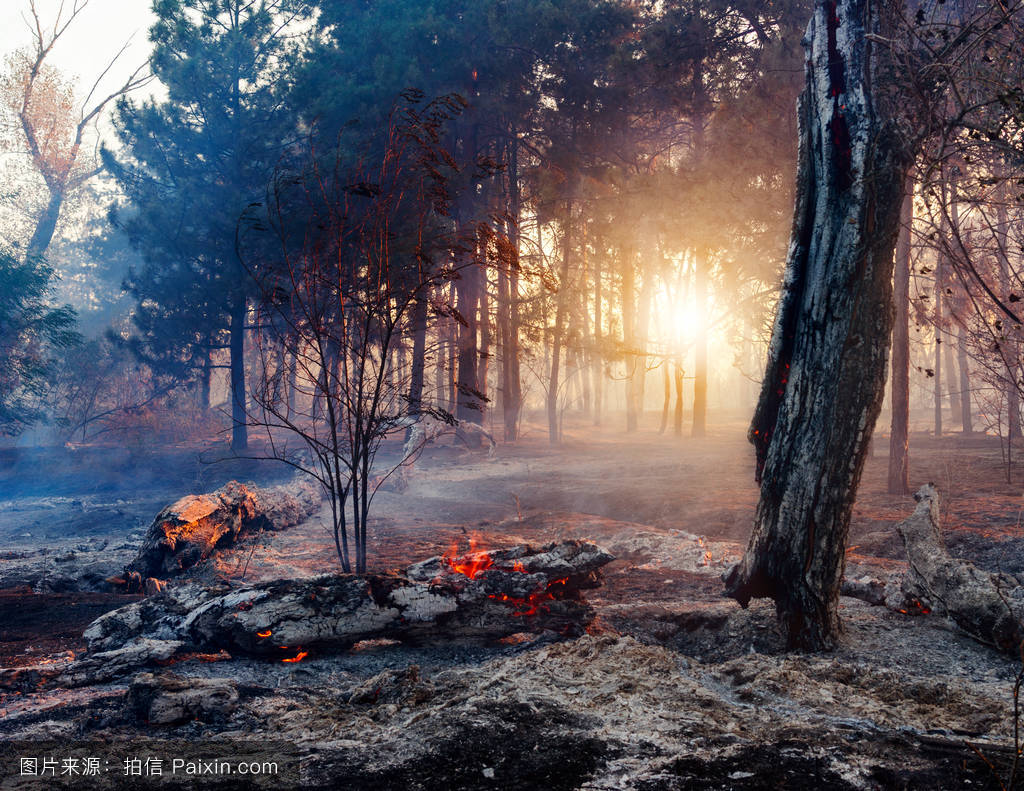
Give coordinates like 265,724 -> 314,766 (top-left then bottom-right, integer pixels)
726,0 -> 910,650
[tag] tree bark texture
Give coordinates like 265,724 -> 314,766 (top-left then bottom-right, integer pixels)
888,188 -> 912,495
725,0 -> 909,650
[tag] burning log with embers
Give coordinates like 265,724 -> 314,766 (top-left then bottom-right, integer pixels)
118,479 -> 321,592
60,540 -> 612,684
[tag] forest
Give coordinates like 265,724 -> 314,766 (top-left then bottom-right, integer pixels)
2,0 -> 1024,788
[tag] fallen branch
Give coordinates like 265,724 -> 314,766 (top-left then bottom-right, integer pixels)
895,484 -> 1024,654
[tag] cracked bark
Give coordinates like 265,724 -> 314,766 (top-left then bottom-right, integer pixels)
725,0 -> 910,650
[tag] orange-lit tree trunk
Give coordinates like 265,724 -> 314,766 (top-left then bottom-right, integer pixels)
725,0 -> 910,650
622,245 -> 638,433
691,248 -> 708,437
888,187 -> 912,495
673,356 -> 684,436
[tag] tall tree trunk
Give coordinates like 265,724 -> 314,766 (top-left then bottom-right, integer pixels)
944,327 -> 960,421
958,326 -> 972,434
673,356 -> 684,436
692,248 -> 709,437
408,293 -> 429,416
996,182 -> 1021,439
632,266 -> 655,426
724,0 -> 910,650
26,190 -> 64,261
659,362 -> 670,434
455,258 -> 482,427
622,247 -> 638,433
548,215 -> 573,443
503,132 -> 522,441
593,258 -> 603,426
229,291 -> 248,450
934,253 -> 944,437
200,348 -> 212,413
888,187 -> 912,495
477,263 -> 491,425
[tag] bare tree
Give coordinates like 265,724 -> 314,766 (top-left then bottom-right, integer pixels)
240,94 -> 487,573
0,0 -> 149,259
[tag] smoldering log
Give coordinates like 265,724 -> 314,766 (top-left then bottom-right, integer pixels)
896,484 -> 1024,654
78,540 -> 612,673
123,479 -> 321,588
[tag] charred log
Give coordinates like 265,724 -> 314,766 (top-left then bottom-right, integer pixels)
124,479 -> 321,587
73,540 -> 612,681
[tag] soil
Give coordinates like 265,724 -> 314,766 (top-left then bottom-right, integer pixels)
2,414 -> 1024,789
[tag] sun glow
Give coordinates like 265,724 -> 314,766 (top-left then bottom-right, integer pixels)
669,302 -> 702,339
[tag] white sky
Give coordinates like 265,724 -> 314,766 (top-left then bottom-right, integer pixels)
0,0 -> 157,114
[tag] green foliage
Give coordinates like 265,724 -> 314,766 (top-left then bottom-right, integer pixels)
107,0 -> 308,382
0,248 -> 80,435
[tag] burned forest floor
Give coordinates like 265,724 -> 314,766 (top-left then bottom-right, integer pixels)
3,414 -> 1024,789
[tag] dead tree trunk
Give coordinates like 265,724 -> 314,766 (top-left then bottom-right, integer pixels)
888,187 -> 912,495
725,0 -> 910,650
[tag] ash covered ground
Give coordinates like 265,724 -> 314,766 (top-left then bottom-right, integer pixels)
2,418 -> 1024,789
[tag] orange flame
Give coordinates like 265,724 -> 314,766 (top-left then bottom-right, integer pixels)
512,561 -> 527,573
281,650 -> 308,663
256,630 -> 272,638
444,539 -> 494,579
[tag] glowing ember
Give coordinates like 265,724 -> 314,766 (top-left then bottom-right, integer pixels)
443,539 -> 495,579
512,561 -> 526,573
256,630 -> 272,638
281,650 -> 308,663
